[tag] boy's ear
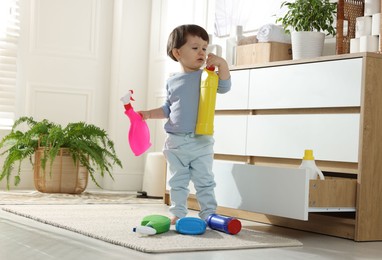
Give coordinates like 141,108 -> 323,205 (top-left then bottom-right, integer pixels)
172,48 -> 180,61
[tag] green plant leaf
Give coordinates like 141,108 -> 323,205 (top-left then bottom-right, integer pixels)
276,0 -> 337,36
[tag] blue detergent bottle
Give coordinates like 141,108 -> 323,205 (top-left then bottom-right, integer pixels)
175,217 -> 206,235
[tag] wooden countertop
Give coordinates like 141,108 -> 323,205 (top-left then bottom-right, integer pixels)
230,52 -> 382,70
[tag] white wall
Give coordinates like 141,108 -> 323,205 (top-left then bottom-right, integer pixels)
0,0 -> 152,191
105,0 -> 152,191
1,0 -> 337,191
2,0 -> 114,190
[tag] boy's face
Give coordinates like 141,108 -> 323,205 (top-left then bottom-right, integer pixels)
172,35 -> 208,72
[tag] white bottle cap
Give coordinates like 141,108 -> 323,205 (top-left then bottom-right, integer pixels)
133,226 -> 157,235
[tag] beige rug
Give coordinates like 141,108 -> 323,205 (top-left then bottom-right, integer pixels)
0,190 -> 162,205
1,204 -> 302,253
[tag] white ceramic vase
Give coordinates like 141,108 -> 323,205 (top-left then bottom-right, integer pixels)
291,31 -> 325,60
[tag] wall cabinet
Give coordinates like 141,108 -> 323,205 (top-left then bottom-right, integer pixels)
165,53 -> 382,241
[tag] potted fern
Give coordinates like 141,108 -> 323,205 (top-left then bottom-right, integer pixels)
0,116 -> 122,194
276,0 -> 337,60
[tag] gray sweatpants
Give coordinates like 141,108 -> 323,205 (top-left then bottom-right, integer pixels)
163,133 -> 217,220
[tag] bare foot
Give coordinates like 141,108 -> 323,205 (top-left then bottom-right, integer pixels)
170,216 -> 179,225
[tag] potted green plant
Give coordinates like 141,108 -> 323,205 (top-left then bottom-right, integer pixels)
276,0 -> 337,60
0,116 -> 122,193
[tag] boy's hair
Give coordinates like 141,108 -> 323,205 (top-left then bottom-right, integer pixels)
167,24 -> 209,62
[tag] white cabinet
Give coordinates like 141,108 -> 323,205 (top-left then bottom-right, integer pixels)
246,114 -> 360,162
215,58 -> 363,160
165,53 -> 382,241
215,113 -> 360,162
248,58 -> 363,109
214,115 -> 247,155
212,54 -> 382,241
215,70 -> 250,110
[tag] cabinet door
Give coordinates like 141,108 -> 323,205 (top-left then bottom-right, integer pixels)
248,58 -> 363,109
246,114 -> 360,162
215,70 -> 249,110
214,115 -> 247,155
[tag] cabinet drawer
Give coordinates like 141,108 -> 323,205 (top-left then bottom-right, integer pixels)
309,178 -> 356,209
213,160 -> 356,220
248,58 -> 363,109
214,115 -> 247,155
246,114 -> 360,162
216,70 -> 250,110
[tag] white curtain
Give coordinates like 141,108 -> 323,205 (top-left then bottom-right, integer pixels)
214,0 -> 286,37
0,0 -> 19,129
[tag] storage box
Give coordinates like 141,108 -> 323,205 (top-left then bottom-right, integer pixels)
236,42 -> 292,65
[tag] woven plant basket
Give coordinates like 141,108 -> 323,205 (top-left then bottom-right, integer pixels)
34,148 -> 88,194
336,0 -> 365,54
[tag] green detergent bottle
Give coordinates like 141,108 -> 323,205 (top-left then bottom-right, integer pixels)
133,215 -> 170,235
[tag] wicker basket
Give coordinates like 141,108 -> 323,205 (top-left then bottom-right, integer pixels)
336,0 -> 365,54
34,148 -> 88,194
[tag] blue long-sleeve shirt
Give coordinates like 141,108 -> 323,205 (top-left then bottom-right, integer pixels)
161,69 -> 231,134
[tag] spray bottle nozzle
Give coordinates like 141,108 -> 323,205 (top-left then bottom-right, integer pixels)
129,90 -> 135,101
120,89 -> 135,104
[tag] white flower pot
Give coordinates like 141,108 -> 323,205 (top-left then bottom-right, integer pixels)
291,31 -> 325,60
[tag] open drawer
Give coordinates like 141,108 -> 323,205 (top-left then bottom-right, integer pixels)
212,160 -> 356,221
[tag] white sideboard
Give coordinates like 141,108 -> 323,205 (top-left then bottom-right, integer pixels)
164,53 -> 382,241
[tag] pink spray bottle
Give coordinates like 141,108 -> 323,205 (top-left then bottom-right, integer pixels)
120,90 -> 151,156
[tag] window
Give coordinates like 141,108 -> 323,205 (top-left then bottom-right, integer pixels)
214,0 -> 286,37
0,0 -> 19,129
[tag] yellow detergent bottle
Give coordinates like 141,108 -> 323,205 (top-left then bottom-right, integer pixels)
195,65 -> 219,135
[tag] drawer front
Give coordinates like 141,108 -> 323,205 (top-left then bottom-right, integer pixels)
246,114 -> 360,162
213,160 -> 356,221
214,115 -> 247,155
248,58 -> 363,109
213,160 -> 310,220
216,70 -> 250,110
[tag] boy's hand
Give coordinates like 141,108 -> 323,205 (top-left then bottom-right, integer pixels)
137,111 -> 150,120
206,53 -> 230,80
